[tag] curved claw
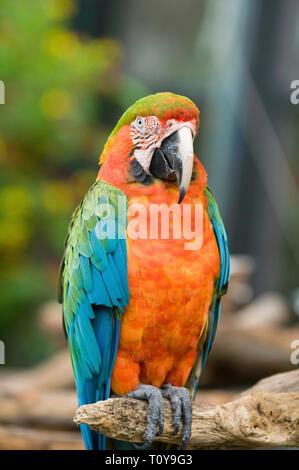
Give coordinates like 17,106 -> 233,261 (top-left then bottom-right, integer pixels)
161,384 -> 192,449
126,383 -> 164,448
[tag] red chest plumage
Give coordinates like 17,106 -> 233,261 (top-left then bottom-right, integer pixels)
110,176 -> 220,395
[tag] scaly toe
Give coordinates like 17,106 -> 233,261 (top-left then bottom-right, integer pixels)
180,390 -> 192,448
127,383 -> 165,446
161,384 -> 192,448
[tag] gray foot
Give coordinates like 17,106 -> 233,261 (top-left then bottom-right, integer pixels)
161,384 -> 192,449
126,383 -> 164,449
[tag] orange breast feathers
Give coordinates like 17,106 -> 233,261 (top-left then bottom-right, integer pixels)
110,166 -> 221,396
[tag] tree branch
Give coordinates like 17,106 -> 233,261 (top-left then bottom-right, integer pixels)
0,425 -> 84,450
74,370 -> 299,449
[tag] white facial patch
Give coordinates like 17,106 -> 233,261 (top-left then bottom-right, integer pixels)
130,117 -> 197,174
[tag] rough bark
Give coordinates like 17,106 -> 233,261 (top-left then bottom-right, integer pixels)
74,392 -> 299,449
74,369 -> 299,449
240,369 -> 299,395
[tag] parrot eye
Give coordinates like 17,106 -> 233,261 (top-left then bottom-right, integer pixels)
135,117 -> 145,132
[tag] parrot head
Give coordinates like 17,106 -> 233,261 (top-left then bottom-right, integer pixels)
98,92 -> 200,203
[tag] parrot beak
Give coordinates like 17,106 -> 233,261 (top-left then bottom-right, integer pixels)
172,127 -> 194,203
149,126 -> 194,203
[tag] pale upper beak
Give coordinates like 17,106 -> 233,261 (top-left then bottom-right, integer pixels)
149,126 -> 194,203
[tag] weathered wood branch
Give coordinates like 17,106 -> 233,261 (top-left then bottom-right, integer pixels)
74,370 -> 299,449
74,392 -> 299,449
0,389 -> 78,429
240,369 -> 299,396
0,425 -> 83,450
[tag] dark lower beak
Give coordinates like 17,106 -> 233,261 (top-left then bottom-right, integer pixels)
149,127 -> 194,203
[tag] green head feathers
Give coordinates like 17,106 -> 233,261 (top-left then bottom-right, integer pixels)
108,92 -> 199,140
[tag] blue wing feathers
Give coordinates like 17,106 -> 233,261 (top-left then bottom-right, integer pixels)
92,307 -> 114,384
101,266 -> 124,309
112,240 -> 129,304
89,263 -> 112,307
89,230 -> 108,268
77,312 -> 101,373
201,188 -> 230,370
62,181 -> 129,450
107,253 -> 125,299
79,255 -> 93,293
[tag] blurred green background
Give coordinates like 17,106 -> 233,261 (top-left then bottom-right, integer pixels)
0,0 -> 298,368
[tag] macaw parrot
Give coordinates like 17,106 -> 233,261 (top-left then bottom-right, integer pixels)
58,92 -> 229,450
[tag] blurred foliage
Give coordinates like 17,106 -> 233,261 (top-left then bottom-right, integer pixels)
0,0 -> 147,366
